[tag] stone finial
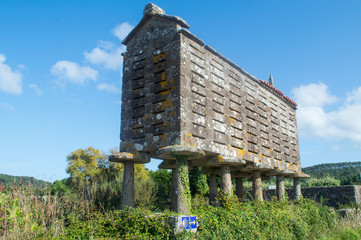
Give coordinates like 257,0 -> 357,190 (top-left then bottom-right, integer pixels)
268,73 -> 274,86
143,3 -> 166,16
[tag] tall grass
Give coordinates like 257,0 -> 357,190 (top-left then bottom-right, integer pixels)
1,180 -> 361,239
0,182 -> 64,239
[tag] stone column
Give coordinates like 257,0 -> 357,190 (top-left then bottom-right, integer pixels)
276,175 -> 285,200
220,165 -> 232,195
293,177 -> 301,200
235,178 -> 244,200
121,161 -> 135,209
209,174 -> 218,206
252,171 -> 263,201
172,155 -> 191,214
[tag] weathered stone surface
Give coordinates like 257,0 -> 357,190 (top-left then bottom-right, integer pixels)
252,171 -> 263,201
117,3 -> 307,206
220,165 -> 232,195
121,161 -> 135,209
276,175 -> 285,200
293,177 -> 302,200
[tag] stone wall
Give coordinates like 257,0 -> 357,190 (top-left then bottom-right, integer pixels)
178,30 -> 300,171
263,185 -> 361,208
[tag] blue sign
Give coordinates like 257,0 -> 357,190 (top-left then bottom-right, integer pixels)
182,216 -> 197,230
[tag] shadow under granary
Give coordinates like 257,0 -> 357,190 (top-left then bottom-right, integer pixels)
110,3 -> 309,213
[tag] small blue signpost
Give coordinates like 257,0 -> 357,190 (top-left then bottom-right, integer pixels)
182,216 -> 197,230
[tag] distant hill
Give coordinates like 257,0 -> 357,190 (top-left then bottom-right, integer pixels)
0,173 -> 51,188
303,162 -> 361,185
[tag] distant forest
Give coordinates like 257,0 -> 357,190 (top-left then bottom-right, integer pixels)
1,161 -> 361,190
0,173 -> 51,188
303,162 -> 361,185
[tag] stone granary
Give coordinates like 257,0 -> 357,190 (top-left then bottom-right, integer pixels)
110,3 -> 309,213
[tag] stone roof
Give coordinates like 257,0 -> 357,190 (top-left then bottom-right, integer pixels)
122,3 -> 190,45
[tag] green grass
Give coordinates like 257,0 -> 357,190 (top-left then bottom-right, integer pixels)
1,183 -> 361,239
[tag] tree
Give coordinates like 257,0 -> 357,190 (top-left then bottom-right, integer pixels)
149,169 -> 172,210
66,147 -> 106,188
189,167 -> 208,196
65,147 -> 156,209
51,179 -> 69,196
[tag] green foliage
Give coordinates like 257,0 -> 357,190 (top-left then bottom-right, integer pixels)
66,147 -> 110,189
0,173 -> 50,188
302,176 -> 341,187
2,178 -> 361,239
303,162 -> 361,185
65,147 -> 156,209
65,208 -> 173,239
0,183 -> 65,239
178,156 -> 192,212
51,179 -> 69,196
189,167 -> 208,196
149,169 -> 172,211
181,198 -> 337,240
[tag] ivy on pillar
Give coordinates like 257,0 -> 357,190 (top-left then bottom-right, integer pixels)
157,145 -> 205,214
173,155 -> 191,214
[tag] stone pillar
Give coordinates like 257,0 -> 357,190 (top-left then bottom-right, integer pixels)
293,177 -> 301,200
121,161 -> 135,209
276,175 -> 285,200
252,171 -> 263,201
172,155 -> 191,214
209,174 -> 218,206
235,178 -> 244,200
220,165 -> 232,195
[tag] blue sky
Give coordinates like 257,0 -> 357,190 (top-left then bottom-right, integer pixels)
1,0 -> 361,181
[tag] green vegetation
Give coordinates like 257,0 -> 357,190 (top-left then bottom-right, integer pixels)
2,148 -> 361,239
303,162 -> 361,185
0,173 -> 50,188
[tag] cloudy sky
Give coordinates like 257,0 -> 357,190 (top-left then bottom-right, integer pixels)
1,0 -> 361,181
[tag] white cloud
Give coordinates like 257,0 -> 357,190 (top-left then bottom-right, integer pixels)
84,22 -> 134,71
50,60 -> 98,85
51,22 -> 132,89
112,22 -> 133,41
84,43 -> 125,70
29,84 -> 43,95
97,83 -> 121,94
0,102 -> 15,111
0,54 -> 23,95
292,83 -> 337,107
292,83 -> 361,147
